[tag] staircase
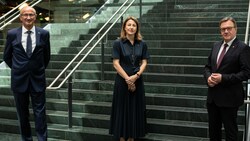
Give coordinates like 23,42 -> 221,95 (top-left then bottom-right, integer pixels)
0,0 -> 249,140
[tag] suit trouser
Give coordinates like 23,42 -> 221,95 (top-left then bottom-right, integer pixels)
13,91 -> 47,141
207,102 -> 239,141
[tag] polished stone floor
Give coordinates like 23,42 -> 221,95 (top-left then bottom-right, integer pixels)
0,133 -> 22,141
0,132 -> 68,141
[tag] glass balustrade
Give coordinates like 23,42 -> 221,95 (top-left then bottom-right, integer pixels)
0,0 -> 157,55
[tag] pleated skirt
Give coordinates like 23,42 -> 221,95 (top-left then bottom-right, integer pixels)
109,74 -> 147,139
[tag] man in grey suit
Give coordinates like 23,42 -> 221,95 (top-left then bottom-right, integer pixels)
204,17 -> 250,141
3,6 -> 50,141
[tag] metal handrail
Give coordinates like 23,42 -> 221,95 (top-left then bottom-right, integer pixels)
244,0 -> 250,140
47,0 -> 136,90
86,0 -> 111,23
0,0 -> 42,30
245,80 -> 250,141
245,0 -> 250,44
0,0 -> 29,20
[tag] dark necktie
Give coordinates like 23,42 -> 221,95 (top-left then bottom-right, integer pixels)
217,43 -> 228,68
26,31 -> 32,57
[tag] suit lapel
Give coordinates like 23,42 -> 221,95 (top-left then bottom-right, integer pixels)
224,39 -> 238,58
212,41 -> 223,68
16,27 -> 26,54
16,27 -> 22,43
216,38 -> 239,69
33,27 -> 41,53
35,27 -> 41,46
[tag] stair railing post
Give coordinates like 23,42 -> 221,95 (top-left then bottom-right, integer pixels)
121,16 -> 123,27
68,75 -> 73,128
243,0 -> 250,140
101,37 -> 105,81
139,0 -> 142,21
245,80 -> 250,141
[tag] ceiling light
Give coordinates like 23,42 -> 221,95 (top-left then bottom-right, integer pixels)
44,16 -> 50,21
82,13 -> 90,19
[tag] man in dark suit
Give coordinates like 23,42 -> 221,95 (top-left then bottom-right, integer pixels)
3,6 -> 50,141
204,17 -> 250,141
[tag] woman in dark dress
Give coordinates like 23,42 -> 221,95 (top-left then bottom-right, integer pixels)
109,16 -> 150,141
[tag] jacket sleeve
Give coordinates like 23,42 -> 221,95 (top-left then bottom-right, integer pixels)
221,44 -> 250,85
3,32 -> 14,68
43,30 -> 51,68
204,46 -> 214,86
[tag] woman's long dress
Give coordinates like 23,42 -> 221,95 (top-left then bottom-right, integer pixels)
109,38 -> 150,139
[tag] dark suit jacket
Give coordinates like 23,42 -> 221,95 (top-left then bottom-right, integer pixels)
3,26 -> 50,93
204,38 -> 250,107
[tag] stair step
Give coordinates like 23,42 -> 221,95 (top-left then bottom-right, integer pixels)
70,40 -> 216,48
44,69 -> 205,85
0,118 -> 112,140
54,47 -> 211,56
0,118 -> 213,140
0,93 -> 245,124
78,33 -> 247,41
0,80 -> 208,96
0,132 -> 70,141
46,61 -> 204,74
0,119 -> 213,141
49,54 -> 208,65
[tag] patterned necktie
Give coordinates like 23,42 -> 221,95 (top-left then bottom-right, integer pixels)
26,30 -> 32,57
217,43 -> 228,68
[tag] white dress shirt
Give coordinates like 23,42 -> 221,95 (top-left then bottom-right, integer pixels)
217,36 -> 236,63
21,26 -> 36,53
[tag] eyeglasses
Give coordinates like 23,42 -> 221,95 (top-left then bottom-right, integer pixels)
220,27 -> 235,32
21,14 -> 36,17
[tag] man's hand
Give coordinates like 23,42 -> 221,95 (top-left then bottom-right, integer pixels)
207,73 -> 222,87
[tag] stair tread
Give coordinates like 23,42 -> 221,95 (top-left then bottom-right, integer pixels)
0,132 -> 70,141
0,97 -> 244,115
0,115 -> 207,128
0,118 -> 210,140
47,79 -> 206,87
0,115 -> 244,131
